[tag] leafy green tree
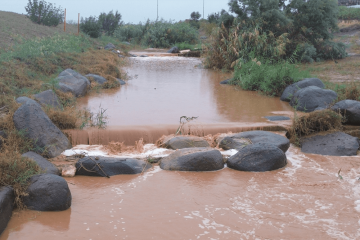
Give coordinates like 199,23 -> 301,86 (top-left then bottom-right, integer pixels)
98,10 -> 122,36
80,16 -> 101,38
190,11 -> 201,21
208,10 -> 234,28
25,0 -> 63,26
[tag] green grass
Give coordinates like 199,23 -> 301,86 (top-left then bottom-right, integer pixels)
176,42 -> 202,51
338,6 -> 360,20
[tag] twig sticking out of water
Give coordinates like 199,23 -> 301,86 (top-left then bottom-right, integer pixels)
175,116 -> 198,135
338,169 -> 343,180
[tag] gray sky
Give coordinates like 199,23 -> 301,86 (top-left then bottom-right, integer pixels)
2,0 -> 231,23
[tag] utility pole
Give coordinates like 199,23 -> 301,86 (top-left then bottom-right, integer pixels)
203,0 -> 204,19
157,0 -> 158,20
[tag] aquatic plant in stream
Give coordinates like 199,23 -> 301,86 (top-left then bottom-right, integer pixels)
80,105 -> 108,129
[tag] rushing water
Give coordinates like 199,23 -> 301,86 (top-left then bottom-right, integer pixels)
2,53 -> 360,240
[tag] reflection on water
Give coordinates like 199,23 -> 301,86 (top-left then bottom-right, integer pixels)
3,146 -> 360,239
77,56 -> 293,127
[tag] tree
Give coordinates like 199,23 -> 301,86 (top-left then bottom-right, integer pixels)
208,10 -> 234,28
25,0 -> 63,26
80,16 -> 101,38
98,10 -> 122,36
190,11 -> 201,21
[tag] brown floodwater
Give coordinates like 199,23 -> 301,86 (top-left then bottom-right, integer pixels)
74,55 -> 293,145
2,145 -> 360,239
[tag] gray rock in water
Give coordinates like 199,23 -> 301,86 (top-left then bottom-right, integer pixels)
22,151 -> 60,175
23,174 -> 72,211
227,143 -> 287,172
56,69 -> 90,97
301,132 -> 359,156
104,43 -> 116,50
219,137 -> 251,150
264,116 -> 291,121
0,186 -> 14,236
16,96 -> 34,105
230,131 -> 290,153
167,46 -> 180,53
332,100 -> 360,125
76,157 -> 151,177
140,55 -> 148,57
13,100 -> 70,158
85,74 -> 107,85
34,90 -> 62,109
280,78 -> 325,102
116,78 -> 126,85
163,136 -> 210,150
290,86 -> 337,112
129,54 -> 137,57
220,79 -> 231,85
160,148 -> 224,171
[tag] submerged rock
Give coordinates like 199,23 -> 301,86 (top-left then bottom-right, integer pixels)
227,143 -> 287,172
22,151 -> 60,175
160,148 -> 224,171
56,69 -> 90,97
281,78 -> 325,102
13,100 -> 70,158
290,86 -> 337,112
301,132 -> 359,156
0,186 -> 14,236
332,100 -> 360,125
227,131 -> 290,153
85,74 -> 107,85
167,46 -> 180,53
264,116 -> 291,121
163,136 -> 210,150
23,174 -> 72,211
220,79 -> 231,85
34,90 -> 62,109
76,157 -> 151,177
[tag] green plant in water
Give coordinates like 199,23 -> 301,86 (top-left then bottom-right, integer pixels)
79,105 -> 108,129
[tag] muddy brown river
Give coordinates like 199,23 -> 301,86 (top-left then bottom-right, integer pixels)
2,53 -> 360,239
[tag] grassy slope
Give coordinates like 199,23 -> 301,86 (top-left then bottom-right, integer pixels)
0,11 -> 78,50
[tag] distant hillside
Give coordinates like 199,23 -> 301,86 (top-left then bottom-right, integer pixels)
338,0 -> 360,6
0,11 -> 78,50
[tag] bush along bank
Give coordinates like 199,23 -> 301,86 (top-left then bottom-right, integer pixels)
0,33 -> 128,232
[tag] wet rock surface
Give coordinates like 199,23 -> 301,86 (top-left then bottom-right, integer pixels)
85,74 -> 107,85
167,46 -> 180,53
56,69 -> 90,97
289,86 -> 337,112
301,132 -> 359,156
23,174 -> 72,211
22,151 -> 60,175
0,186 -> 14,236
220,79 -> 231,84
281,78 -> 325,102
160,148 -> 224,171
264,116 -> 291,121
219,137 -> 251,150
13,100 -> 70,158
34,90 -> 62,109
230,131 -> 290,153
332,100 -> 360,125
163,136 -> 210,150
76,157 -> 151,177
117,78 -> 126,85
227,143 -> 287,172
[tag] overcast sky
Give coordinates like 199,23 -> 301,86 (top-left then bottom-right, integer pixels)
2,0 -> 231,23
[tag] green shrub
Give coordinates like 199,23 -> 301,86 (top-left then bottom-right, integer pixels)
25,0 -> 64,26
232,53 -> 312,96
98,10 -> 122,36
338,6 -> 360,20
80,16 -> 101,38
114,23 -> 144,43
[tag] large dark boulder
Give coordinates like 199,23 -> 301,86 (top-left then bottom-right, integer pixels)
0,186 -> 14,236
163,136 -> 210,150
23,174 -> 71,211
227,131 -> 290,153
160,148 -> 224,171
290,86 -> 337,112
56,69 -> 90,97
227,143 -> 287,172
301,132 -> 359,156
76,157 -> 151,177
104,43 -> 116,50
13,100 -> 70,158
332,100 -> 360,125
85,74 -> 107,85
34,90 -> 62,109
22,151 -> 60,175
167,46 -> 180,53
219,137 -> 251,150
281,78 -> 325,102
